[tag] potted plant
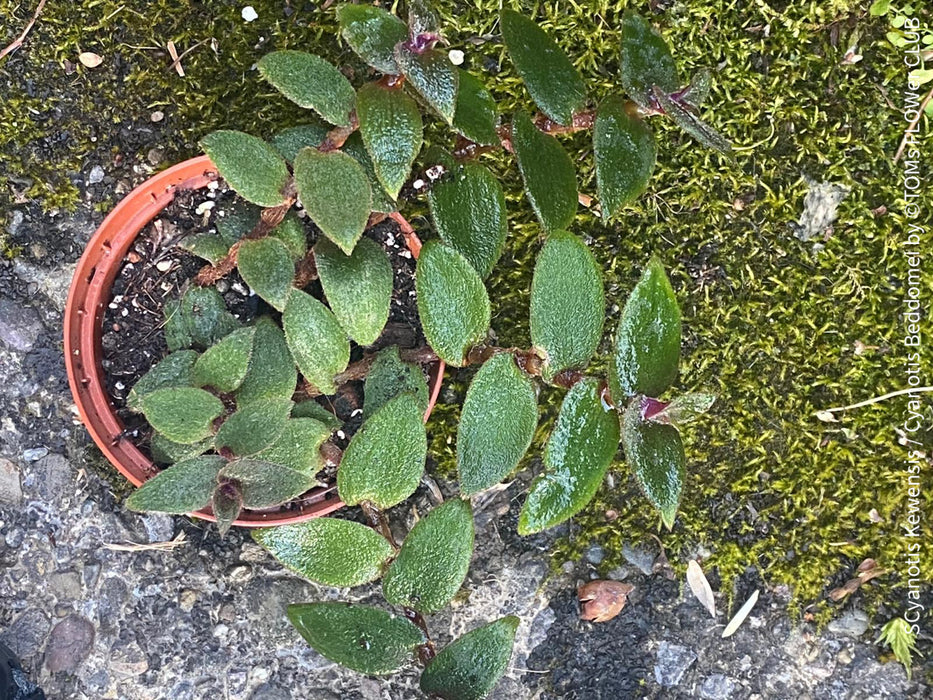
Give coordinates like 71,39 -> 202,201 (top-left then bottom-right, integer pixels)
65,2 -> 729,696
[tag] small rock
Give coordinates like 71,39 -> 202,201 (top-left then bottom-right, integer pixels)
0,609 -> 50,660
7,210 -> 24,235
585,544 -> 605,565
141,513 -> 175,543
48,570 -> 82,601
250,684 -> 290,700
700,673 -> 738,699
45,614 -> 95,673
242,5 -> 258,22
87,165 -> 105,185
22,447 -> 48,462
150,110 -> 164,123
622,542 -> 656,576
147,148 -> 164,166
30,453 -> 72,500
226,563 -> 253,584
837,648 -> 853,665
827,608 -> 869,638
448,49 -> 465,65
109,640 -> 149,676
654,641 -> 697,687
179,589 -> 198,612
0,299 -> 43,352
0,457 -> 23,505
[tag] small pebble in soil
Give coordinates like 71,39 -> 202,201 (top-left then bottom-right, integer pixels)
242,6 -> 258,22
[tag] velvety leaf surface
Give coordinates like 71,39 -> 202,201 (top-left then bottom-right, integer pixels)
163,300 -> 191,351
622,400 -> 686,529
180,233 -> 229,265
271,122 -> 329,163
452,69 -> 499,146
315,237 -> 393,346
253,518 -> 395,587
287,603 -> 426,675
419,616 -> 519,700
178,287 -> 239,349
518,379 -> 620,534
258,51 -> 356,126
610,257 -> 681,401
653,87 -> 733,154
683,68 -> 712,108
282,289 -> 350,395
396,46 -> 459,124
337,4 -> 408,74
292,400 -> 343,429
254,418 -> 332,473
594,94 -> 656,219
216,200 -> 261,246
363,346 -> 429,419
294,148 -> 372,255
193,327 -> 255,393
428,162 -> 507,279
212,483 -> 243,536
126,456 -> 226,513
357,81 -> 423,199
127,350 -> 197,411
337,394 -> 427,508
150,433 -> 212,465
407,0 -> 440,37
236,316 -> 298,405
342,133 -> 398,213
271,212 -> 309,260
415,241 -> 491,367
214,398 -> 293,456
140,387 -> 224,445
620,13 -> 680,110
500,9 -> 586,126
651,392 -> 716,426
512,111 -> 577,232
457,353 -> 537,496
530,231 -> 604,381
383,499 -> 475,614
201,130 -> 290,207
220,458 -> 318,508
236,237 -> 295,312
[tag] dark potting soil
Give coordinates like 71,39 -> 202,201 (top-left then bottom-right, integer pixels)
100,180 -> 427,470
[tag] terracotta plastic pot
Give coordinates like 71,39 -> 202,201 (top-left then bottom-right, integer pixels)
64,155 -> 445,527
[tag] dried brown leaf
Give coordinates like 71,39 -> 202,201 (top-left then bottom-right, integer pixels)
578,580 -> 635,623
78,52 -> 103,68
686,559 -> 717,618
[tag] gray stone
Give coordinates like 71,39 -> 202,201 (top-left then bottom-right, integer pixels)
0,608 -> 50,660
250,684 -> 291,700
87,165 -> 105,184
140,513 -> 175,543
22,447 -> 48,462
109,640 -> 149,676
29,453 -> 72,499
0,457 -> 23,505
827,609 -> 869,638
48,570 -> 83,601
622,542 -> 656,576
0,299 -> 42,352
700,673 -> 739,699
654,641 -> 697,687
585,544 -> 605,565
7,210 -> 24,235
45,614 -> 95,673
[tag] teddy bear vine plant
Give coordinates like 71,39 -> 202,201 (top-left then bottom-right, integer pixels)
120,2 -> 727,696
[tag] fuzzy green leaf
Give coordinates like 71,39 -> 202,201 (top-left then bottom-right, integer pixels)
220,458 -> 318,508
127,350 -> 198,411
622,400 -> 685,529
253,518 -> 395,587
212,483 -> 243,536
452,69 -> 499,146
594,94 -> 656,219
287,603 -> 426,675
193,327 -> 255,393
416,240 -> 491,367
254,418 -> 332,473
163,300 -> 192,351
363,345 -> 429,420
653,87 -> 733,154
396,47 -> 459,124
407,0 -> 440,37
216,200 -> 261,246
294,148 -> 372,255
292,400 -> 342,429
140,387 -> 224,445
236,316 -> 298,405
530,232 -> 604,381
512,111 -> 577,232
357,81 -> 423,199
428,162 -> 507,279
236,237 -> 295,312
214,397 -> 293,457
337,4 -> 408,74
271,122 -> 329,163
201,131 -> 290,208
500,9 -> 586,126
178,286 -> 239,349
457,353 -> 537,496
150,433 -> 212,465
420,616 -> 519,700
682,68 -> 712,109
651,393 -> 716,426
610,257 -> 681,401
126,456 -> 226,513
282,289 -> 350,394
337,394 -> 427,509
315,237 -> 393,346
271,212 -> 308,261
258,51 -> 356,126
180,233 -> 229,265
620,13 -> 680,110
518,379 -> 620,534
383,499 -> 474,614
342,133 -> 398,213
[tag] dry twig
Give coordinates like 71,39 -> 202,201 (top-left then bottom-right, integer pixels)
0,0 -> 48,61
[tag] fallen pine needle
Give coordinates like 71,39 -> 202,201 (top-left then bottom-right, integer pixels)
103,531 -> 187,552
722,589 -> 759,638
817,386 -> 933,419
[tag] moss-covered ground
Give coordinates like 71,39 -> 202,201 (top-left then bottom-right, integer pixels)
3,0 -> 931,638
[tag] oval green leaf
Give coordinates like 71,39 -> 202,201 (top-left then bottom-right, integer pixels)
653,87 -> 733,155
363,345 -> 429,420
420,616 -> 519,700
271,122 -> 329,163
357,82 -> 423,199
201,130 -> 289,208
294,148 -> 372,255
126,455 -> 226,514
337,4 -> 408,74
315,236 -> 393,346
177,286 -> 239,349
452,69 -> 499,146
271,212 -> 309,261
500,9 -> 586,126
193,327 -> 256,393
415,240 -> 491,367
236,237 -> 295,312
512,111 -> 577,232
622,399 -> 686,529
220,458 -> 318,508
609,257 -> 681,401
518,379 -> 620,534
395,46 -> 459,124
180,233 -> 229,265
258,51 -> 356,127
127,350 -> 197,411
287,603 -> 426,675
292,400 -> 342,429
214,397 -> 293,457
428,162 -> 507,279
253,518 -> 395,587
594,94 -> 657,220
151,433 -> 212,465
216,200 -> 261,247
254,418 -> 332,473
457,353 -> 537,496
236,316 -> 298,405
530,231 -> 604,381
342,132 -> 398,213
282,289 -> 350,395
337,393 -> 427,509
620,12 -> 680,110
383,499 -> 475,614
140,387 -> 224,445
